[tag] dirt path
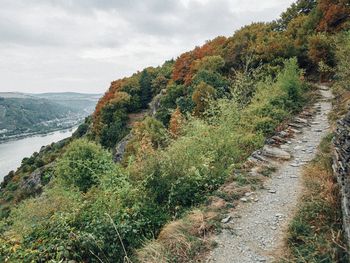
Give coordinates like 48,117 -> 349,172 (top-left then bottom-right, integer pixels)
207,86 -> 333,263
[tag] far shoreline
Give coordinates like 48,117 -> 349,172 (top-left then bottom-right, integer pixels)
0,124 -> 79,144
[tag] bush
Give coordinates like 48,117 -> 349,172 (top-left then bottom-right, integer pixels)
55,139 -> 116,192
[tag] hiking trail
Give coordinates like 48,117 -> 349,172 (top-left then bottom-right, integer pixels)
207,85 -> 333,263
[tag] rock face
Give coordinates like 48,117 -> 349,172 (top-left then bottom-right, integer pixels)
114,134 -> 132,162
113,89 -> 166,162
262,145 -> 291,160
333,111 -> 350,249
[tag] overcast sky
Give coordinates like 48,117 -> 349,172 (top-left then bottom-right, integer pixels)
0,0 -> 295,94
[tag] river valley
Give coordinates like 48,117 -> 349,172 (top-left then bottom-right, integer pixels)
0,128 -> 75,182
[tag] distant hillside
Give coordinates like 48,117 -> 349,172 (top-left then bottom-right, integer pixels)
32,92 -> 101,114
0,92 -> 99,140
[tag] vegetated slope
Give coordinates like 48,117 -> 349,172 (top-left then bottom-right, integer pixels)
0,0 -> 349,262
0,97 -> 71,132
0,92 -> 99,140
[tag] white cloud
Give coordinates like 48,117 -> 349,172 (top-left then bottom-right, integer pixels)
0,0 -> 295,93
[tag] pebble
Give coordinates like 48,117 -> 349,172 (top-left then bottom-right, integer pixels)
221,216 -> 232,224
268,189 -> 276,194
240,197 -> 248,202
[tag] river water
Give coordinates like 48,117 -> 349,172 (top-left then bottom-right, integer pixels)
0,129 -> 75,182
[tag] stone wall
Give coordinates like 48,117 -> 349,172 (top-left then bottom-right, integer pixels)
333,111 -> 350,248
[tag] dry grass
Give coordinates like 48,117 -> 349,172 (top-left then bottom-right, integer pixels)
135,210 -> 218,263
281,135 -> 348,263
329,86 -> 350,124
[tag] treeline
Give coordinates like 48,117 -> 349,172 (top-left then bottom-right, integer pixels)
92,0 -> 349,150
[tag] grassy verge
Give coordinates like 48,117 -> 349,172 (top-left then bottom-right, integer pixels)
135,176 -> 265,263
281,134 -> 348,262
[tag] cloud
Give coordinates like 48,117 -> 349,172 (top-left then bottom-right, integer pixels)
0,0 -> 295,93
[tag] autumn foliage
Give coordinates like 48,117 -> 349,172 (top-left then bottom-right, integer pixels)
91,0 -> 350,149
169,107 -> 184,138
317,0 -> 350,32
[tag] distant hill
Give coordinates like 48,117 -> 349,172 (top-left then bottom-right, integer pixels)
31,92 -> 101,114
0,92 -> 100,140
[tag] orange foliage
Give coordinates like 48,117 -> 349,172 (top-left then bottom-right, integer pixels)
92,79 -> 125,135
317,0 -> 350,32
172,37 -> 226,85
169,107 -> 184,138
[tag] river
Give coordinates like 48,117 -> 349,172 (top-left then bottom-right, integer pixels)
0,129 -> 75,182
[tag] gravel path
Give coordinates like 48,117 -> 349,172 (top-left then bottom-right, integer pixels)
207,86 -> 333,263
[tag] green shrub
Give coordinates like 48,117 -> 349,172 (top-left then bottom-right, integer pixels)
55,139 -> 116,192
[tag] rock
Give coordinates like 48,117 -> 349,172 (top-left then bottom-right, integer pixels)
279,131 -> 289,138
114,134 -> 132,162
289,123 -> 304,129
290,128 -> 302,134
268,189 -> 276,194
240,197 -> 248,202
295,117 -> 308,124
245,192 -> 253,197
275,213 -> 284,217
271,135 -> 287,144
221,215 -> 232,224
262,145 -> 291,160
280,144 -> 289,150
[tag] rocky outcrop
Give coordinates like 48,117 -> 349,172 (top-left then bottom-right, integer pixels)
114,133 -> 132,162
19,163 -> 54,198
113,89 -> 166,162
148,90 -> 165,116
333,111 -> 350,249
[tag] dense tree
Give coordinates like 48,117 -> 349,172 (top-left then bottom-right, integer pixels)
139,69 -> 153,108
317,0 -> 350,32
308,33 -> 336,68
276,0 -> 317,30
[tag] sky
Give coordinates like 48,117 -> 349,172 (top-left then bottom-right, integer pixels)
0,0 -> 296,94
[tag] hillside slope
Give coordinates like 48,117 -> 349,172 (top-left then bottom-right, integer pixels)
0,0 -> 349,262
0,92 -> 99,141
